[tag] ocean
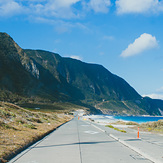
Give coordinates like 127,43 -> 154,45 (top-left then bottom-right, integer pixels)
112,116 -> 163,124
84,115 -> 163,124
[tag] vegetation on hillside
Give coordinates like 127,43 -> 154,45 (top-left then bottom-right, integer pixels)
96,98 -> 162,115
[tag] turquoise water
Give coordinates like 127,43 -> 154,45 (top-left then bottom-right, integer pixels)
113,116 -> 163,124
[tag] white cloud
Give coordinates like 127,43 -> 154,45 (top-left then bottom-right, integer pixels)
55,21 -> 74,33
142,93 -> 163,100
0,0 -> 81,19
88,0 -> 111,13
103,35 -> 115,40
54,21 -> 89,33
64,55 -> 83,61
142,87 -> 163,100
0,0 -> 23,16
1,0 -> 163,19
156,86 -> 163,93
120,33 -> 158,58
31,0 -> 81,19
51,0 -> 80,8
31,17 -> 89,34
116,0 -> 159,14
99,52 -> 104,56
69,55 -> 83,61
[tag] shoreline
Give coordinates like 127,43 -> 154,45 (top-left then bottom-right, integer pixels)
84,114 -> 163,124
83,114 -> 163,135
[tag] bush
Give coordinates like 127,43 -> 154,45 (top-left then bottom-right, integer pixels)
105,125 -> 114,128
114,128 -> 127,133
23,123 -> 37,129
15,118 -> 26,124
10,112 -> 16,117
0,109 -> 11,117
148,128 -> 152,131
157,120 -> 163,126
0,120 -> 15,129
126,121 -> 138,125
105,124 -> 126,133
27,117 -> 42,123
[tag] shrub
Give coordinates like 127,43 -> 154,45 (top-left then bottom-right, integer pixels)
105,125 -> 114,128
126,121 -> 138,125
23,123 -> 37,129
148,128 -> 152,131
27,117 -> 42,123
10,112 -> 16,117
105,124 -> 126,133
114,128 -> 127,133
15,118 -> 26,124
157,120 -> 163,126
0,120 -> 15,129
0,109 -> 11,117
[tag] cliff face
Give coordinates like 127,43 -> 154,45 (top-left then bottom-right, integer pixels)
24,49 -> 141,101
0,33 -> 66,102
0,33 -> 37,95
0,32 -> 163,115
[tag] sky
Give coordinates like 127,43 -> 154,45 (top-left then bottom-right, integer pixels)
0,0 -> 163,100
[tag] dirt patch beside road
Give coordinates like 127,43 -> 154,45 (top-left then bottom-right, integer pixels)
0,102 -> 73,163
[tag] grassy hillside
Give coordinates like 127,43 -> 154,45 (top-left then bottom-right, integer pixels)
0,102 -> 74,162
96,98 -> 162,116
25,49 -> 141,102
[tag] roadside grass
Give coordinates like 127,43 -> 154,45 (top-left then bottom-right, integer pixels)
0,102 -> 73,163
138,120 -> 163,133
105,124 -> 127,133
111,120 -> 139,126
111,120 -> 163,134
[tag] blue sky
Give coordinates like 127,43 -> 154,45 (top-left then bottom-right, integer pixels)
0,0 -> 163,99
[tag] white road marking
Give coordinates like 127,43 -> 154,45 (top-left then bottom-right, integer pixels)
84,130 -> 99,134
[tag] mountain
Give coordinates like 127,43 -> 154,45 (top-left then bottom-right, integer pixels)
0,33 -> 71,103
0,32 -> 163,115
24,49 -> 141,101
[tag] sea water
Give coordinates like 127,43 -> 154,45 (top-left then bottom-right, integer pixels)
85,115 -> 163,124
113,116 -> 163,124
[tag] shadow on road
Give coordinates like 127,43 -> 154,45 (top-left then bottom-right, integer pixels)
124,139 -> 142,142
33,140 -> 116,149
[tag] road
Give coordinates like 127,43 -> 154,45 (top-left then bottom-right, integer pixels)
9,117 -> 155,163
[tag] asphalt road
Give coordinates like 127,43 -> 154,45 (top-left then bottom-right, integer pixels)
9,116 -> 154,163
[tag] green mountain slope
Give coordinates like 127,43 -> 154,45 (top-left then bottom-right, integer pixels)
0,33 -> 68,102
24,49 -> 141,101
0,33 -> 37,95
0,32 -> 163,115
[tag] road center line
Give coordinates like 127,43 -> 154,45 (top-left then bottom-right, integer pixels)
77,119 -> 83,163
